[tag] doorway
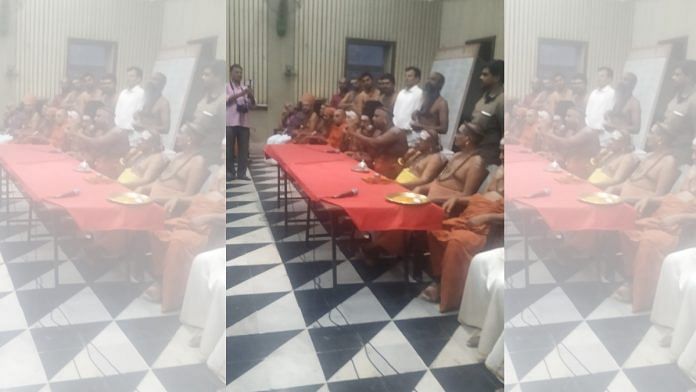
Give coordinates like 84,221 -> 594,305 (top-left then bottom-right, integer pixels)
182,36 -> 218,122
654,36 -> 688,122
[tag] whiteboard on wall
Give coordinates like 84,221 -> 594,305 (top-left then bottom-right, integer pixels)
152,44 -> 202,150
622,45 -> 671,150
430,44 -> 479,150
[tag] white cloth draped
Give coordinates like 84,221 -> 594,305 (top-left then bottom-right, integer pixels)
484,333 -> 504,382
267,134 -> 292,145
651,248 -> 696,328
179,248 -> 226,382
673,276 -> 696,379
458,247 -> 505,359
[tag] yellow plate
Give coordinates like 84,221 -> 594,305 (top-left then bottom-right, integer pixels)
578,192 -> 622,206
107,192 -> 153,206
385,192 -> 430,205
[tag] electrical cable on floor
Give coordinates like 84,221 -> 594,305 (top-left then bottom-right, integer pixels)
27,199 -> 145,391
280,175 -> 420,392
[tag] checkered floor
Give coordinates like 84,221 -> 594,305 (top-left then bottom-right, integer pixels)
504,217 -> 696,391
0,182 -> 222,391
226,157 -> 502,391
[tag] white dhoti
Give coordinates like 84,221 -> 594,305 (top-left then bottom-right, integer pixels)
676,276 -> 696,382
179,248 -> 226,381
484,333 -> 504,382
458,247 -> 504,358
266,134 -> 292,145
651,248 -> 696,328
673,276 -> 696,355
678,331 -> 696,383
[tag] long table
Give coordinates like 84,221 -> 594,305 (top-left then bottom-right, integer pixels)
504,145 -> 636,284
265,144 -> 443,286
505,145 -> 635,232
0,144 -> 166,283
0,144 -> 165,232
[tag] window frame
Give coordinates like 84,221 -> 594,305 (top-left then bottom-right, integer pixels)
536,38 -> 587,80
65,38 -> 118,80
344,38 -> 396,80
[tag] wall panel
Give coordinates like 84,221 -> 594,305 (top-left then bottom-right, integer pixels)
15,0 -> 164,100
229,0 -> 268,104
505,0 -> 634,99
293,0 -> 442,100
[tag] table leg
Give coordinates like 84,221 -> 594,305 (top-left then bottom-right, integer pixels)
53,214 -> 60,286
27,201 -> 32,242
331,211 -> 337,288
277,165 -> 281,208
284,173 -> 288,234
305,200 -> 311,244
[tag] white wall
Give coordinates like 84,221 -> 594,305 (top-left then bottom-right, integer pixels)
14,0 -> 164,100
161,0 -> 226,57
440,0 -> 504,60
505,0 -> 634,99
632,0 -> 696,57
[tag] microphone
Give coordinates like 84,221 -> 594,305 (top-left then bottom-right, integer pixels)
526,188 -> 551,198
53,188 -> 80,198
331,188 -> 358,199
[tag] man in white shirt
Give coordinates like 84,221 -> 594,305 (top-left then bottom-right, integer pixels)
393,66 -> 424,147
114,66 -> 145,146
585,66 -> 616,147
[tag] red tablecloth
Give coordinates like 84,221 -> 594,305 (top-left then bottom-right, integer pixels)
265,144 -> 354,168
505,148 -> 635,231
268,144 -> 443,232
0,144 -> 73,168
0,144 -> 165,232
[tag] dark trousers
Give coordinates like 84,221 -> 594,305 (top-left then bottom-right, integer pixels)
228,126 -> 250,177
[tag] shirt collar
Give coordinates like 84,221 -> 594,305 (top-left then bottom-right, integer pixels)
484,85 -> 503,102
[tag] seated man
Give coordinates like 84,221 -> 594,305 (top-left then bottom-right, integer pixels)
420,144 -> 504,312
267,94 -> 319,145
135,128 -> 208,204
616,137 -> 696,311
607,123 -> 680,204
146,142 -> 226,311
66,104 -> 130,178
395,130 -> 447,189
302,108 -> 347,149
588,114 -> 639,188
118,130 -> 167,189
459,247 -> 504,364
413,122 -> 489,203
345,106 -> 408,179
296,106 -> 335,145
538,105 -> 600,179
508,108 -> 538,149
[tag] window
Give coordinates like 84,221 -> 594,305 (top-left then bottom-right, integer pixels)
66,38 -> 117,79
345,39 -> 394,80
537,38 -> 587,79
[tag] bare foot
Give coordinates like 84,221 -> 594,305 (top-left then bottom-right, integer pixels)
613,284 -> 632,303
419,283 -> 440,303
143,284 -> 162,303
